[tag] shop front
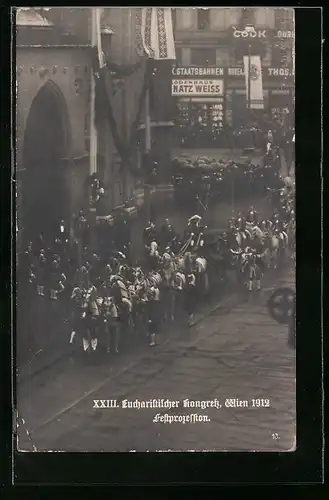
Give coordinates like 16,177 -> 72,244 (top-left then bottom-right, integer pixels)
172,64 -> 294,149
225,65 -> 294,133
172,67 -> 226,148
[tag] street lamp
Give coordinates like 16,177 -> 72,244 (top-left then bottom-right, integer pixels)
244,25 -> 255,152
244,25 -> 254,119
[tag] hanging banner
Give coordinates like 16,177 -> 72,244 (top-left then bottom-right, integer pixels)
171,79 -> 224,96
140,7 -> 176,60
243,55 -> 264,109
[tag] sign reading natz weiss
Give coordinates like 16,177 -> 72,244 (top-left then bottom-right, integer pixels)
172,79 -> 224,96
172,66 -> 294,80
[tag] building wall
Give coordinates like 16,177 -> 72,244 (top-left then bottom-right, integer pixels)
16,47 -> 91,168
100,8 -> 146,211
16,47 -> 92,222
171,7 -> 294,148
16,7 -> 147,234
174,7 -> 294,65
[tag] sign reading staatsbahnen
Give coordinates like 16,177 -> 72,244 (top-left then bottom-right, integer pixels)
172,66 -> 294,79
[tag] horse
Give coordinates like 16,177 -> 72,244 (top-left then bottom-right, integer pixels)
270,227 -> 289,268
144,240 -> 160,271
182,251 -> 209,302
160,252 -> 183,322
81,285 -> 100,354
205,236 -> 233,288
146,279 -> 161,347
99,295 -> 120,354
233,228 -> 250,250
194,255 -> 209,294
130,279 -> 149,340
69,286 -> 88,350
109,276 -> 133,350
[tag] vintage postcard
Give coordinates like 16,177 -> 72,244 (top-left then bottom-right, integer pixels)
15,7 -> 296,453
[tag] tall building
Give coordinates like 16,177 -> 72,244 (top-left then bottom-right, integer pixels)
16,7 -> 145,249
172,7 -> 294,148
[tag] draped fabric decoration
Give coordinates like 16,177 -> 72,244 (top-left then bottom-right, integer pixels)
135,8 -> 144,57
140,8 -> 176,122
140,7 -> 176,61
94,50 -> 152,176
93,8 -> 176,175
243,55 -> 264,110
93,7 -> 152,176
107,60 -> 144,78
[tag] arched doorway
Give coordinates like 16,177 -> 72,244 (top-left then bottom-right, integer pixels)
22,80 -> 70,245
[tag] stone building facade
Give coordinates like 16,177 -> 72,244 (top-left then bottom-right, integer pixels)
172,7 -> 295,147
16,7 -> 146,250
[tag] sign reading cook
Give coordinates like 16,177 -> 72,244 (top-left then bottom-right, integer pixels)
233,27 -> 267,38
171,79 -> 224,96
232,27 -> 295,39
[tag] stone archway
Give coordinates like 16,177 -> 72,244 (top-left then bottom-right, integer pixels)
22,80 -> 71,244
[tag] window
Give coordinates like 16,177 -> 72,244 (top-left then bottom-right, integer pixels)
191,48 -> 216,66
275,8 -> 293,29
176,99 -> 225,148
197,8 -> 210,30
272,43 -> 291,66
263,45 -> 272,66
175,48 -> 182,65
226,48 -> 239,67
240,7 -> 255,27
216,47 -> 230,66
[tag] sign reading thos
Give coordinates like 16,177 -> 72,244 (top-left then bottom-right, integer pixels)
228,67 -> 294,78
267,67 -> 294,77
171,79 -> 224,96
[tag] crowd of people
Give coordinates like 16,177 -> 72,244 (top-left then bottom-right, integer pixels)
176,109 -> 295,165
18,177 -> 295,361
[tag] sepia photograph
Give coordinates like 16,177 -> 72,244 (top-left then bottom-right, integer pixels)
15,7 -> 296,453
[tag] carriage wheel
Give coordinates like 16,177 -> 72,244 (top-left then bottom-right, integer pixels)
267,287 -> 295,324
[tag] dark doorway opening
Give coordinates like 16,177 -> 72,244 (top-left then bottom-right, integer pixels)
22,81 -> 70,246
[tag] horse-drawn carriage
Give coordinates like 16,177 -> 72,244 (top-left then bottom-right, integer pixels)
267,287 -> 296,349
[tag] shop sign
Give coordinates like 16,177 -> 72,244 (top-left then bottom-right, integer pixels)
227,66 -> 294,78
230,27 -> 294,41
275,30 -> 295,39
267,67 -> 294,77
171,79 -> 224,96
172,66 -> 224,77
232,27 -> 267,39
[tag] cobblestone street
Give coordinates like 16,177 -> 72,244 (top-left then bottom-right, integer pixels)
18,265 -> 295,452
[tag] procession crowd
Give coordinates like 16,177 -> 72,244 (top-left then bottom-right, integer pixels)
18,177 -> 295,360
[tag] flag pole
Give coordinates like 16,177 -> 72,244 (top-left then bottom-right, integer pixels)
88,7 -> 98,254
145,76 -> 151,152
143,62 -> 152,223
89,8 -> 98,176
